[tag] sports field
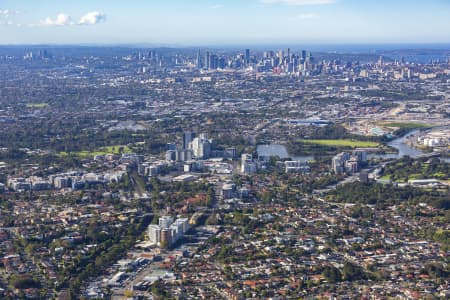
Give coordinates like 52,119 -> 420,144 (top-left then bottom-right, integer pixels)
300,139 -> 379,148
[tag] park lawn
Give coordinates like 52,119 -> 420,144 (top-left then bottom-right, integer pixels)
433,172 -> 448,179
409,172 -> 447,180
407,174 -> 423,180
300,139 -> 379,148
380,174 -> 412,183
59,145 -> 132,158
26,103 -> 48,108
383,122 -> 431,129
100,145 -> 132,153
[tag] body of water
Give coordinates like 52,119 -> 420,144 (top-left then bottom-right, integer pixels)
386,130 -> 424,158
258,129 -> 444,162
369,129 -> 425,160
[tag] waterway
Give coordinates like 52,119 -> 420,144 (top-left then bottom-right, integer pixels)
258,129 -> 447,162
368,129 -> 425,160
386,129 -> 424,158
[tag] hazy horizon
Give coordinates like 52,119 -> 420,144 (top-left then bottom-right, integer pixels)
1,0 -> 450,45
1,42 -> 450,53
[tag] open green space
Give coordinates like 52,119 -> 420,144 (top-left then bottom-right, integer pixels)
379,175 -> 391,181
380,157 -> 449,183
59,145 -> 133,158
383,122 -> 431,129
26,103 -> 48,109
299,139 -> 379,148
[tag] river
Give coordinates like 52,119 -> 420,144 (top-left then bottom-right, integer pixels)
386,129 -> 424,158
258,129 -> 446,162
368,129 -> 425,159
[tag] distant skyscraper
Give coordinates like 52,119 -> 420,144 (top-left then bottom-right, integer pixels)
378,56 -> 384,67
196,49 -> 202,69
264,51 -> 274,59
205,51 -> 211,69
305,51 -> 313,65
245,49 -> 250,65
301,50 -> 307,63
218,57 -> 226,69
209,54 -> 218,70
278,50 -> 284,59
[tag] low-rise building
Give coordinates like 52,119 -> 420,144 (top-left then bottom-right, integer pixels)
285,161 -> 310,173
241,153 -> 257,174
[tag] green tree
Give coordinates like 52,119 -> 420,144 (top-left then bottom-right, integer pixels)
342,262 -> 366,281
322,266 -> 342,283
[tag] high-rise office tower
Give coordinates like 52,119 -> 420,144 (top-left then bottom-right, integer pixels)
218,57 -> 226,69
305,52 -> 313,65
192,135 -> 211,159
278,50 -> 284,60
378,56 -> 384,66
301,50 -> 307,63
245,49 -> 250,65
183,132 -> 195,150
209,54 -> 219,70
196,49 -> 202,69
264,51 -> 274,59
205,51 -> 211,69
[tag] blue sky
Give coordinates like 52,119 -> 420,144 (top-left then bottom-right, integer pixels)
0,0 -> 449,45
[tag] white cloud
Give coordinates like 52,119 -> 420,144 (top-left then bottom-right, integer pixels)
39,11 -> 106,27
0,9 -> 19,15
261,0 -> 335,5
42,13 -> 73,26
0,9 -> 21,26
0,9 -> 20,18
78,11 -> 106,25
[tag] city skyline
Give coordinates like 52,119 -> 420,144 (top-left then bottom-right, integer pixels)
0,0 -> 450,45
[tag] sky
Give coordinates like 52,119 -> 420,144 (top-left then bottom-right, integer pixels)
0,0 -> 450,45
